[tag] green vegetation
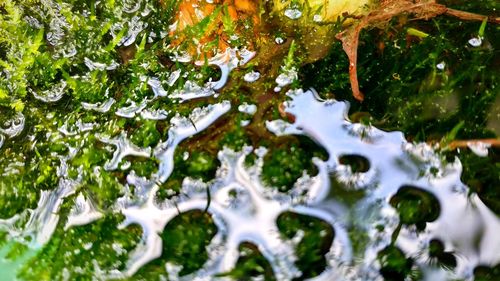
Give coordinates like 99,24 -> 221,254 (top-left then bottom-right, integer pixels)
0,0 -> 498,280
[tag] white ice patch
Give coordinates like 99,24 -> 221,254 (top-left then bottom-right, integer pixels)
140,109 -> 169,120
243,71 -> 260,83
58,120 -> 96,136
195,47 -> 256,90
170,81 -> 215,102
238,103 -> 257,115
84,57 -> 119,71
0,112 -> 25,138
467,141 -> 491,157
29,80 -> 67,103
82,98 -> 116,113
65,193 -> 104,230
266,89 -> 500,280
115,99 -> 148,118
0,147 -> 81,246
98,132 -> 152,171
274,67 -> 298,92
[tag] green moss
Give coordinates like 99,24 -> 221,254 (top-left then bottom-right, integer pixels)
389,186 -> 440,231
377,245 -> 415,281
219,242 -> 276,281
187,151 -> 218,181
300,11 -> 499,142
277,212 -> 334,280
19,214 -> 142,280
459,148 -> 500,214
160,210 -> 217,276
130,120 -> 161,148
262,137 -> 327,192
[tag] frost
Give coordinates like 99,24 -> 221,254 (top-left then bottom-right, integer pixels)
195,47 -> 256,90
0,112 -> 25,138
98,132 -> 152,171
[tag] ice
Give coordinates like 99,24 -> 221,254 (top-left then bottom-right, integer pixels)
98,132 -> 152,171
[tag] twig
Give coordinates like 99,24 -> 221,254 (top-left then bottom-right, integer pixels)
445,8 -> 500,24
448,138 -> 500,150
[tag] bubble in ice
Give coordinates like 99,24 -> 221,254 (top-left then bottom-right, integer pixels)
468,37 -> 482,47
284,8 -> 302,20
243,71 -> 260,83
238,103 -> 257,115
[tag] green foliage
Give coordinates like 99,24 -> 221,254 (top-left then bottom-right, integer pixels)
389,186 -> 440,231
19,214 -> 142,280
219,242 -> 276,281
377,245 -> 415,281
459,148 -> 500,214
160,211 -> 217,276
277,212 -> 334,279
300,12 -> 499,142
262,137 -> 327,192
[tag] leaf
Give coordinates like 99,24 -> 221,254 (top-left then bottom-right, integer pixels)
10,99 -> 25,112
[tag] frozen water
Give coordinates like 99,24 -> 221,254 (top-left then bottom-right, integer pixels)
243,71 -> 261,83
29,80 -> 67,103
284,8 -> 302,20
0,112 -> 25,138
195,47 -> 256,90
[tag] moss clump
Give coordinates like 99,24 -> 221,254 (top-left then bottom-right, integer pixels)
218,242 -> 276,281
428,239 -> 457,269
389,186 -> 440,231
300,11 -> 499,142
19,214 -> 142,280
459,148 -> 500,214
160,210 -> 217,276
377,245 -> 415,281
261,137 -> 327,192
473,264 -> 500,281
277,212 -> 334,280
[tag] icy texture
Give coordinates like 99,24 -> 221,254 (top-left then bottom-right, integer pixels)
81,98 -> 116,113
238,103 -> 257,115
3,85 -> 499,281
28,80 -> 67,103
267,89 -> 500,280
243,71 -> 260,83
0,113 -> 25,138
195,47 -> 256,90
115,99 -> 149,118
170,81 -> 215,101
0,147 -> 80,245
466,141 -> 491,157
64,193 -> 104,230
98,132 -> 152,171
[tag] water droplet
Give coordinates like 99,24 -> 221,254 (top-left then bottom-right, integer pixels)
468,37 -> 482,47
313,14 -> 322,22
243,71 -> 260,83
238,103 -> 257,115
284,8 -> 302,20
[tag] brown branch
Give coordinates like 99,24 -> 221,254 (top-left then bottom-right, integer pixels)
448,139 -> 500,150
445,8 -> 500,24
